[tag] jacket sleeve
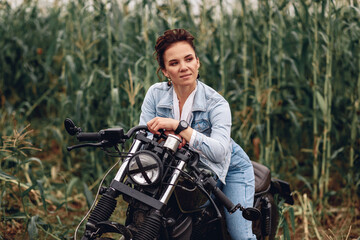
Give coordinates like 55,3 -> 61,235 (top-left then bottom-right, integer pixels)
191,98 -> 232,164
139,86 -> 156,126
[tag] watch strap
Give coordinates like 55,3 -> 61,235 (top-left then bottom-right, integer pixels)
175,120 -> 188,134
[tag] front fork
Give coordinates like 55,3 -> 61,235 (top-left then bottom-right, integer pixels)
81,188 -> 120,240
132,159 -> 187,240
81,139 -> 142,240
80,139 -> 188,240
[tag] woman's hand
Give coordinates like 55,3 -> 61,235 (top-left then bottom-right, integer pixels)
147,117 -> 187,148
147,117 -> 178,135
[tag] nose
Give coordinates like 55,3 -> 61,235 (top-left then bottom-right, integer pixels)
179,61 -> 188,72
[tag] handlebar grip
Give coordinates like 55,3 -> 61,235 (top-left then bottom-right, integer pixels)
204,177 -> 236,213
77,132 -> 101,142
212,185 -> 236,213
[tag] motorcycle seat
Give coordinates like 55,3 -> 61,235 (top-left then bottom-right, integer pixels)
252,161 -> 271,193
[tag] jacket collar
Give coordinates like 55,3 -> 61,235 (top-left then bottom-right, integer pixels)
157,80 -> 207,112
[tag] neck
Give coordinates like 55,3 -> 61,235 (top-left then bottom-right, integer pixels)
174,84 -> 195,104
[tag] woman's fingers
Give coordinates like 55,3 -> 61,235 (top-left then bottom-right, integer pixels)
164,130 -> 175,135
147,117 -> 178,133
147,117 -> 160,134
147,117 -> 187,148
178,137 -> 187,149
147,118 -> 189,148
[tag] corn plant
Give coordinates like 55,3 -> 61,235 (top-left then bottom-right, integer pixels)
1,0 -> 360,238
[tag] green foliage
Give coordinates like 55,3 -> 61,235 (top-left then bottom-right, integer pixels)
1,0 -> 360,238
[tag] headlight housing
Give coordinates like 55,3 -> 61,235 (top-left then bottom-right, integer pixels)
127,150 -> 162,186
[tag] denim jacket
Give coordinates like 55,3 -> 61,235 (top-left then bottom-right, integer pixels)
140,80 -> 246,183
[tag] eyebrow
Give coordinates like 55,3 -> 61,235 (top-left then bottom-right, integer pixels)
168,54 -> 194,63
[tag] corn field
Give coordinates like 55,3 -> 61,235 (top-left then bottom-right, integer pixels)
0,0 -> 359,239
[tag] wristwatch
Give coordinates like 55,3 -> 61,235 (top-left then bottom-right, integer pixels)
175,120 -> 189,134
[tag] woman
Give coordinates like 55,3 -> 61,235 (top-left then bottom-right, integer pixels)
139,28 -> 256,240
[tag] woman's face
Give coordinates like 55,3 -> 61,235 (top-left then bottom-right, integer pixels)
161,41 -> 200,89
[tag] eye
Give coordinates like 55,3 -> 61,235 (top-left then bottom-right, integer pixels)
186,57 -> 193,62
169,61 -> 178,66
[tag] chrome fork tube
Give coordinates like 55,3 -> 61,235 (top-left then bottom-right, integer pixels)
159,160 -> 186,204
114,139 -> 142,182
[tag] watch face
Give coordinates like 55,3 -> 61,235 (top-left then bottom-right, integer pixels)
180,121 -> 188,128
175,120 -> 189,134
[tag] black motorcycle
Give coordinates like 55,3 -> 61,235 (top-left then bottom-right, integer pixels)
64,118 -> 294,240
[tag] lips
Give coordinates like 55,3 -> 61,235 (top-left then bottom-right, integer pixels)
180,74 -> 192,78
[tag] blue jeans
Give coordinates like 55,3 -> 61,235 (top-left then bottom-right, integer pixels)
218,144 -> 256,240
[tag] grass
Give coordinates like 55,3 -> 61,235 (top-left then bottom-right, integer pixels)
1,0 -> 360,239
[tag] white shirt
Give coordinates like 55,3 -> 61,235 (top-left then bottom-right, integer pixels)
172,87 -> 197,146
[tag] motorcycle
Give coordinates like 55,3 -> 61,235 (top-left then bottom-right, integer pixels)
64,118 -> 294,240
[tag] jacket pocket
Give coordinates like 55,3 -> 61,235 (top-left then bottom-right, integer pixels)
192,119 -> 211,135
156,107 -> 172,118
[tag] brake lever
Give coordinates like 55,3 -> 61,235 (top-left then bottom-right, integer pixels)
67,141 -> 110,151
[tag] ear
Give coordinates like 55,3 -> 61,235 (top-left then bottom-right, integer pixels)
196,57 -> 200,70
161,69 -> 169,78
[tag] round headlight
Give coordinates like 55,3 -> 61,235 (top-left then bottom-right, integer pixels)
127,150 -> 162,186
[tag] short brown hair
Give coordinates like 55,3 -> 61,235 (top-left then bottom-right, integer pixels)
154,29 -> 197,77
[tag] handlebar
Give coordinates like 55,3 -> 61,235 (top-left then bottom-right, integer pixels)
124,125 -> 148,139
201,173 -> 260,220
203,176 -> 239,214
65,118 -> 149,142
64,118 -> 149,151
77,132 -> 102,142
76,128 -> 127,143
75,126 -> 149,143
189,156 -> 260,220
